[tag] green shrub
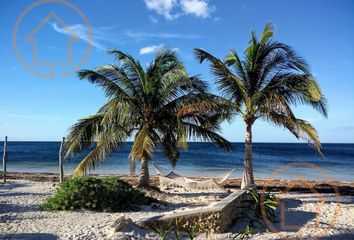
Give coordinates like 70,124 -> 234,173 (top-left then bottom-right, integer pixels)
41,176 -> 156,212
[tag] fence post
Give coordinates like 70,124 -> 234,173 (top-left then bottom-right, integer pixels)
59,137 -> 65,183
2,136 -> 8,183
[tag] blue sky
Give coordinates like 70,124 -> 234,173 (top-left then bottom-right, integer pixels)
0,0 -> 353,142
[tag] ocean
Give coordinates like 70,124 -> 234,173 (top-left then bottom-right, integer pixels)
0,142 -> 353,182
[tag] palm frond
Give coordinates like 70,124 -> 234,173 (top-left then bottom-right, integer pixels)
100,98 -> 140,126
77,69 -> 131,99
161,139 -> 180,166
296,119 -> 322,154
194,48 -> 247,103
108,49 -> 146,91
65,114 -> 104,158
262,112 -> 322,154
225,49 -> 248,83
100,64 -> 143,100
72,124 -> 128,176
260,73 -> 328,117
260,23 -> 274,44
183,121 -> 232,152
130,125 -> 160,161
147,47 -> 179,78
176,101 -> 222,117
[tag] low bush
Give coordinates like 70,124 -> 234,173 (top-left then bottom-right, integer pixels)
41,176 -> 156,212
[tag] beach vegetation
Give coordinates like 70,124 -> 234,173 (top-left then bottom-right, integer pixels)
64,47 -> 231,187
41,176 -> 156,211
234,189 -> 278,239
151,218 -> 199,240
234,225 -> 257,239
194,23 -> 328,188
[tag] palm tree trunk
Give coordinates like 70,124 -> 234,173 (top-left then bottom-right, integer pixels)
137,158 -> 150,187
241,123 -> 255,189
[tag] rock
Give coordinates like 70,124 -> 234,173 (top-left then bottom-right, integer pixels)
108,214 -> 127,236
145,232 -> 159,239
107,215 -> 141,238
151,203 -> 166,210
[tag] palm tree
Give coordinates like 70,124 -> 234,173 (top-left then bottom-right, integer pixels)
65,48 -> 231,187
194,24 -> 327,188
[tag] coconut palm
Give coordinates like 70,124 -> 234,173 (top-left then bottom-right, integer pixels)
65,48 -> 231,187
194,24 -> 327,188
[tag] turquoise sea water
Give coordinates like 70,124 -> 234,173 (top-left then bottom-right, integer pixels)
0,142 -> 353,182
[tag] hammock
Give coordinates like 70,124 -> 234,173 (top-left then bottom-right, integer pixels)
153,162 -> 235,190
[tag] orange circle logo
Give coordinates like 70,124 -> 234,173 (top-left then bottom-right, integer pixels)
12,0 -> 92,79
260,162 -> 340,239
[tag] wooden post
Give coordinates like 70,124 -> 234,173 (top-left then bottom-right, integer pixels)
2,136 -> 8,183
59,137 -> 65,183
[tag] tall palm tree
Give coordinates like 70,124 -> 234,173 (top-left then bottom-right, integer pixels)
194,24 -> 327,188
65,48 -> 231,187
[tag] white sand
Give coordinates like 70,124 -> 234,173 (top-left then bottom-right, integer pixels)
0,180 -> 353,240
0,180 -> 227,239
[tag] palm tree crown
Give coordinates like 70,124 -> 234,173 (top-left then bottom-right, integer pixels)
65,48 -> 231,187
194,23 -> 327,188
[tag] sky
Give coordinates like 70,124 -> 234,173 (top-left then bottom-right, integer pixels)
0,0 -> 353,143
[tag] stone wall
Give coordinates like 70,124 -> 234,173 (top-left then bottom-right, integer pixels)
136,188 -> 253,233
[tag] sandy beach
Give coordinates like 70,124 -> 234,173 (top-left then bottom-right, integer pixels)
1,177 -> 353,240
0,179 -> 229,239
1,0 -> 353,238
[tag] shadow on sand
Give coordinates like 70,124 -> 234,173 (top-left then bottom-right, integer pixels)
0,233 -> 58,240
318,233 -> 354,239
0,192 -> 50,197
0,182 -> 29,191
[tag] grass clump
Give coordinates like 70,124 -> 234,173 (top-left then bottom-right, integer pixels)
151,218 -> 199,240
41,176 -> 156,212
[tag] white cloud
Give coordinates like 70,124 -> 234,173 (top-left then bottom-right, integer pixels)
172,47 -> 180,53
139,45 -> 163,54
144,0 -> 178,20
144,0 -> 214,20
51,23 -> 119,50
126,30 -> 202,40
180,0 -> 213,18
139,45 -> 180,55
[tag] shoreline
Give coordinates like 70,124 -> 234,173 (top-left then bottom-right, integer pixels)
2,171 -> 354,195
